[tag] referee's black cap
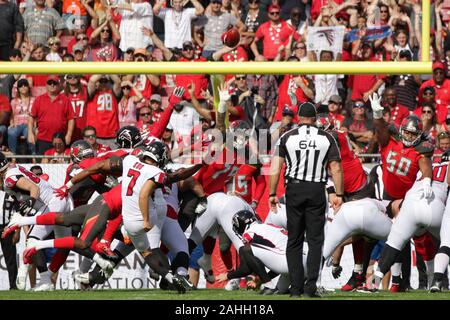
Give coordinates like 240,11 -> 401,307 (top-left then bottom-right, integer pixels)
298,102 -> 317,118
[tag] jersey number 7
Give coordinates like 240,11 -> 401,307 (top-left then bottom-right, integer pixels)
126,169 -> 141,196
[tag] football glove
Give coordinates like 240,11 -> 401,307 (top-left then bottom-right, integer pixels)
18,198 -> 37,216
169,86 -> 185,105
369,92 -> 383,120
194,196 -> 208,216
332,265 -> 342,279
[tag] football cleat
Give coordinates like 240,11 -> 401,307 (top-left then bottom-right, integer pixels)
177,274 -> 194,291
171,274 -> 186,294
95,241 -> 118,259
225,278 -> 240,291
429,280 -> 442,293
16,263 -> 30,290
341,272 -> 364,292
32,283 -> 55,292
390,283 -> 400,293
197,255 -> 215,283
73,272 -> 90,285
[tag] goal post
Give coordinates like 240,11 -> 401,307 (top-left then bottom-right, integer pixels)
0,1 -> 431,75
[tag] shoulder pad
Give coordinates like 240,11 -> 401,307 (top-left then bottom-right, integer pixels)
414,140 -> 434,155
330,130 -> 339,140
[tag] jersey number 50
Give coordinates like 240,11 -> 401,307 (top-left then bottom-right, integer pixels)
386,150 -> 412,176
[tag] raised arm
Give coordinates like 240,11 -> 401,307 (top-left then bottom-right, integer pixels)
370,92 -> 390,147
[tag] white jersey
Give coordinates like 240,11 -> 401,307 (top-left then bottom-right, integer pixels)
162,183 -> 179,213
244,223 -> 287,255
4,164 -> 54,206
407,162 -> 449,204
121,155 -> 167,221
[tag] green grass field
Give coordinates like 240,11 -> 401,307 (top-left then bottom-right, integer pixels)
0,289 -> 449,300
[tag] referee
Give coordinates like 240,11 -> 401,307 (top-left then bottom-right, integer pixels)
269,102 -> 344,298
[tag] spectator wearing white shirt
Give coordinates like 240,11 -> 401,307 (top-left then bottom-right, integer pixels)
114,0 -> 154,54
310,50 -> 342,113
169,100 -> 200,149
153,0 -> 204,50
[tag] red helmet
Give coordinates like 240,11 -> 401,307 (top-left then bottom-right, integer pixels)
315,113 -> 334,131
400,115 -> 423,147
229,120 -> 251,150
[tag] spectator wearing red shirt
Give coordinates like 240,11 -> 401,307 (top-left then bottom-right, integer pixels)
29,75 -> 75,155
328,94 -> 345,130
251,4 -> 296,61
42,132 -> 70,163
351,41 -> 385,103
0,94 -> 11,149
342,99 -> 374,149
86,74 -> 121,148
82,125 -> 111,155
63,74 -> 88,141
383,87 -> 410,127
87,20 -> 120,62
149,94 -> 163,124
135,105 -> 153,131
419,62 -> 450,124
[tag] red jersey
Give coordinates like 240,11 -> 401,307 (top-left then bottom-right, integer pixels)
86,89 -> 119,139
389,104 -> 410,127
380,135 -> 434,199
227,164 -> 266,204
102,184 -> 122,218
194,148 -> 240,195
66,87 -> 88,141
275,75 -> 310,120
255,20 -> 295,60
329,113 -> 345,130
331,130 -> 366,194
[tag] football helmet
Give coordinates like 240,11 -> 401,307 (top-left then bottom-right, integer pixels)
442,150 -> 450,163
232,210 -> 259,237
399,115 -> 423,147
229,120 -> 251,150
141,141 -> 168,168
70,140 -> 95,164
315,113 -> 334,131
116,126 -> 143,149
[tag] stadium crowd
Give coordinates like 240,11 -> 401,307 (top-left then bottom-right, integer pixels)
1,0 -> 450,297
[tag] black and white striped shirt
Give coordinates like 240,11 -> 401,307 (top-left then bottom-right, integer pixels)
0,191 -> 17,226
275,124 -> 341,183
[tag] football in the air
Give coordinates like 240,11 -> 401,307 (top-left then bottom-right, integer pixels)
221,28 -> 241,48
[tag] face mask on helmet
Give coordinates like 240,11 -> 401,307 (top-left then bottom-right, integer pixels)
70,140 -> 95,164
400,117 -> 422,147
141,141 -> 168,168
232,210 -> 259,238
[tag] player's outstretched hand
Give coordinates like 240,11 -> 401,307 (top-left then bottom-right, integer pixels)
369,92 -> 384,119
18,198 -> 36,216
169,86 -> 185,105
54,185 -> 70,200
218,82 -> 231,102
143,220 -> 153,232
216,273 -> 228,283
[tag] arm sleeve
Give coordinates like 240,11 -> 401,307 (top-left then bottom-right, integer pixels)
150,104 -> 174,138
253,174 -> 266,203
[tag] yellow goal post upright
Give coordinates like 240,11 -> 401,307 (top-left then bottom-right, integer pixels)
0,1 -> 431,75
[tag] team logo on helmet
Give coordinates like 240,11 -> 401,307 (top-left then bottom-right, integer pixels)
141,141 -> 169,168
229,120 -> 252,150
400,115 -> 423,147
116,126 -> 143,149
232,210 -> 259,238
70,140 -> 95,164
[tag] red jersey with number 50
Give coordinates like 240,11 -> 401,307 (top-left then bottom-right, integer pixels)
380,137 -> 433,199
194,148 -> 240,196
331,130 -> 366,194
67,87 -> 88,141
86,89 -> 119,139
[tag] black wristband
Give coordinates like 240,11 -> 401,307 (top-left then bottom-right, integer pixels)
335,194 -> 344,197
326,186 -> 336,194
269,193 -> 276,197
